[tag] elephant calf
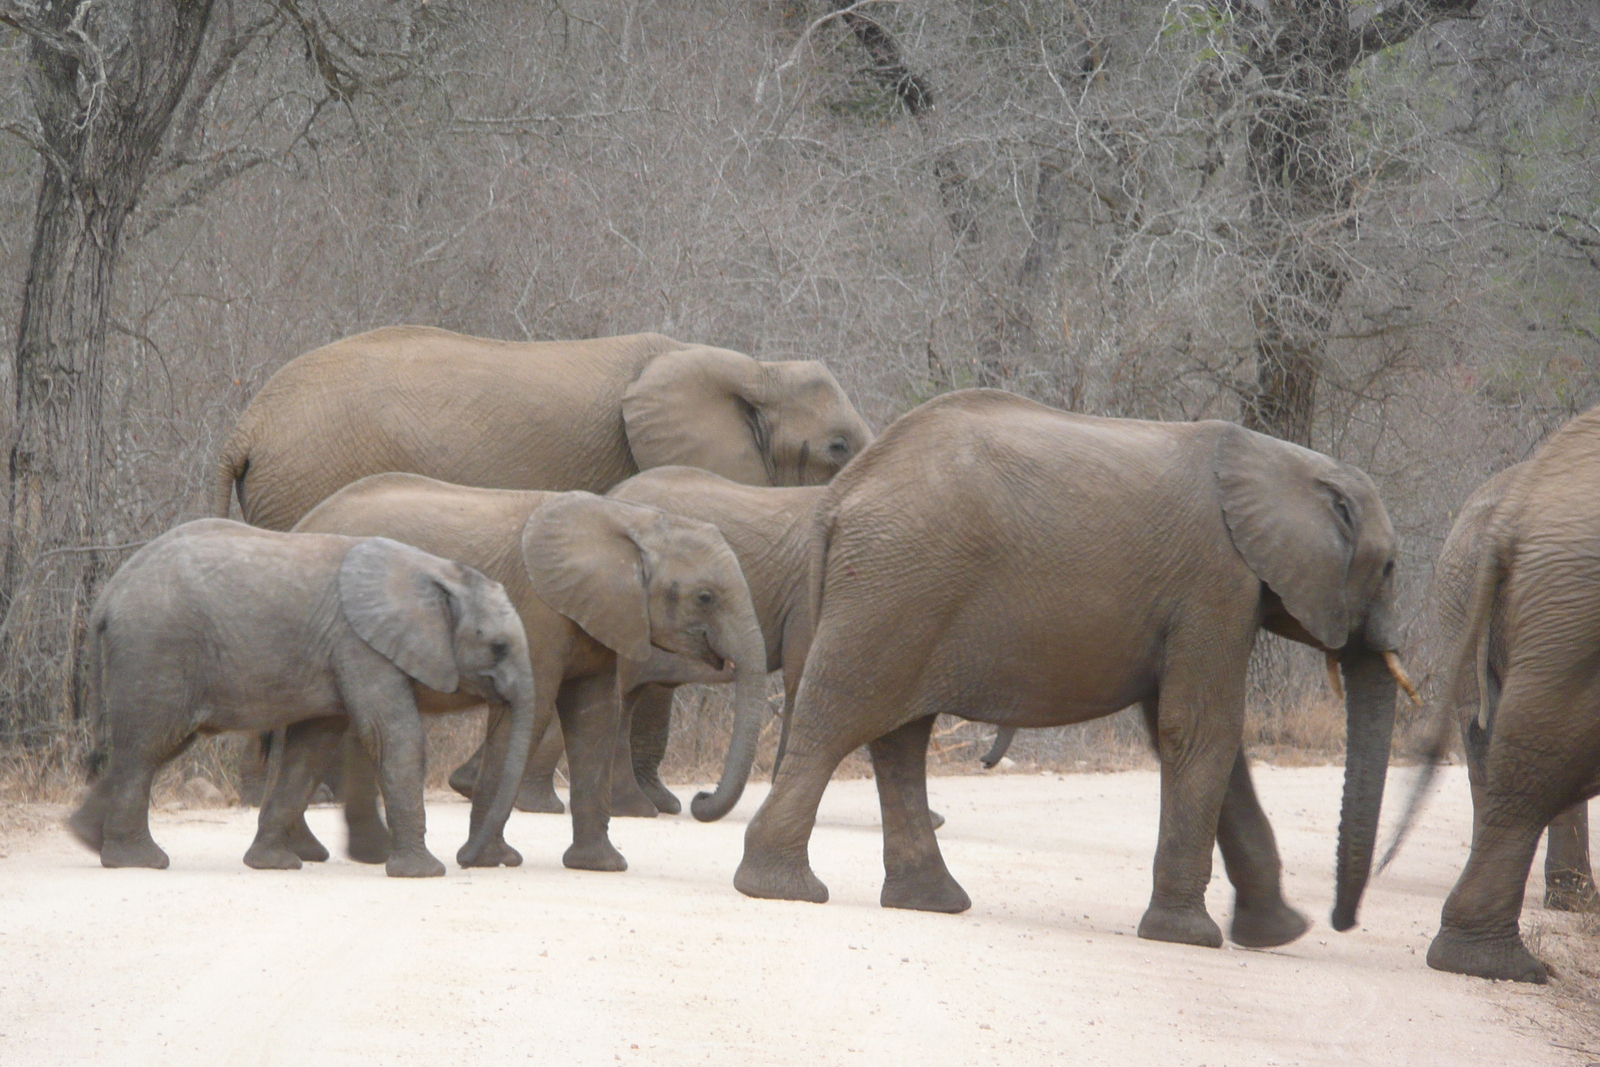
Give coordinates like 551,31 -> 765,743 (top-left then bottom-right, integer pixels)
67,520 -> 537,877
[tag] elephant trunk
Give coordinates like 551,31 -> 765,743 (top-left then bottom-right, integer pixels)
1330,642 -> 1398,932
459,674 -> 541,864
690,614 -> 770,823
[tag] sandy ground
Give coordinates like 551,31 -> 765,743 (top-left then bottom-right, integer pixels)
0,765 -> 1591,1067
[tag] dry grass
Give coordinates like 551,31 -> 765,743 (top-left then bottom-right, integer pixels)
1521,908 -> 1600,1047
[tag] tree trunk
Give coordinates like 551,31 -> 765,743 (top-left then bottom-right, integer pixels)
0,2 -> 216,743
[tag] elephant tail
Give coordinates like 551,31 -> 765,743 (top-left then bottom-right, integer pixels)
80,606 -> 111,781
1377,528 -> 1509,873
805,497 -> 836,643
211,421 -> 252,519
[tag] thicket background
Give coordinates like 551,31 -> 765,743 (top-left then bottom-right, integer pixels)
0,0 -> 1596,798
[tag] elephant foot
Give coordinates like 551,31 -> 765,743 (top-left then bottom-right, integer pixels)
1229,896 -> 1310,949
457,838 -> 523,869
1544,876 -> 1599,913
515,775 -> 566,815
100,836 -> 170,870
734,854 -> 830,903
385,848 -> 447,878
610,783 -> 660,819
345,821 -> 392,864
563,838 -> 628,872
288,817 -> 329,863
929,810 -> 946,831
881,868 -> 971,913
640,779 -> 682,816
1137,904 -> 1223,949
447,760 -> 478,800
243,839 -> 304,870
66,806 -> 104,852
1427,924 -> 1548,983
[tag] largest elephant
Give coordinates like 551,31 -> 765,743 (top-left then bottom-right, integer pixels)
737,389 -> 1412,952
213,327 -> 873,530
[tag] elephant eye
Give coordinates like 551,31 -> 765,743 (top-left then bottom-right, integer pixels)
696,590 -> 715,607
490,641 -> 510,662
828,438 -> 850,455
1383,560 -> 1395,577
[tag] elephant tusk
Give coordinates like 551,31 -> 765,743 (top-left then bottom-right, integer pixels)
1325,653 -> 1344,702
1383,651 -> 1422,706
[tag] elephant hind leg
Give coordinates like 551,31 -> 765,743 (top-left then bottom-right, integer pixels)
246,717 -> 343,870
872,715 -> 969,913
1543,803 -> 1596,912
97,726 -> 197,870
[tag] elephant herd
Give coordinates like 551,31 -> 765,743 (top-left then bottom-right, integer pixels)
63,325 -> 1600,988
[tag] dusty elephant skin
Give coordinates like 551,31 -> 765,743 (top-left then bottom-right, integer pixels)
276,474 -> 769,873
1420,405 -> 1600,983
736,389 -> 1408,953
212,327 -> 873,532
66,521 -> 538,878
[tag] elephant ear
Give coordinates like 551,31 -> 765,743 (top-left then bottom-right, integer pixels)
520,493 -> 654,661
338,537 -> 461,693
621,345 -> 774,485
1215,425 -> 1354,650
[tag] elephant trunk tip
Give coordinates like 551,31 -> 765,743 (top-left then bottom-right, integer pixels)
689,786 -> 742,823
1330,899 -> 1359,933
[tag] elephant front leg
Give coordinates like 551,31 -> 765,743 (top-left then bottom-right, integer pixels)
610,686 -> 661,818
557,671 -> 628,872
460,704 -> 527,868
246,717 -> 343,870
628,684 -> 681,815
871,715 -> 969,913
1543,803 -> 1597,912
1215,748 -> 1310,947
349,690 -> 444,879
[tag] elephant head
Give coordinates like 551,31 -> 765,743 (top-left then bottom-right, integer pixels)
338,537 -> 539,865
1214,426 -> 1408,932
519,493 -> 769,821
621,345 -> 872,487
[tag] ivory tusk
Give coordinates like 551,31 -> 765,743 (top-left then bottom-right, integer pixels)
1383,651 -> 1422,706
1325,653 -> 1345,702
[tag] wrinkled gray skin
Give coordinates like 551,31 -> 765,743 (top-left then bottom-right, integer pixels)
67,520 -> 536,878
214,328 -> 872,531
1415,408 -> 1600,983
270,475 -> 768,872
737,391 -> 1407,953
1431,464 -> 1595,919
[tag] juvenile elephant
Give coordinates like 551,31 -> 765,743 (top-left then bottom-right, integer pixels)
1430,464 -> 1595,916
67,520 -> 536,878
270,474 -> 769,872
737,390 -> 1413,952
449,466 -> 823,820
1420,406 -> 1600,983
213,327 -> 873,531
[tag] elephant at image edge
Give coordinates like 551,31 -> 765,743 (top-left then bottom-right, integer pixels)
67,520 -> 536,878
1430,463 -> 1596,918
1419,406 -> 1600,983
737,389 -> 1413,952
270,473 -> 769,871
213,327 -> 874,532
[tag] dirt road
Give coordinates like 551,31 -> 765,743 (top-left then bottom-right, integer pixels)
0,765 -> 1587,1066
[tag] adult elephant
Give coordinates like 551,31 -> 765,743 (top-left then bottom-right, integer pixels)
1430,464 -> 1595,916
736,389 -> 1415,952
212,327 -> 872,530
1419,406 -> 1600,983
274,474 -> 769,873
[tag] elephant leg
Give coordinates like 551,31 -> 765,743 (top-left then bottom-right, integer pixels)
1215,748 -> 1310,947
557,671 -> 628,872
245,717 -> 342,870
517,717 -> 567,814
736,678 -> 886,904
629,684 -> 681,815
341,731 -> 392,864
447,742 -> 482,800
1429,814 -> 1549,982
348,689 -> 444,879
1543,803 -> 1596,911
95,724 -> 196,870
460,703 -> 525,868
1136,663 -> 1248,950
871,714 -> 969,913
609,690 -> 659,818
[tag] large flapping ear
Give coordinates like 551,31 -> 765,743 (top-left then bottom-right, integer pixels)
521,493 -> 654,661
1215,425 -> 1354,650
622,345 -> 774,485
338,537 -> 461,693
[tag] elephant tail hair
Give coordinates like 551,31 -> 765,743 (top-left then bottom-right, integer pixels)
1377,528 -> 1509,873
80,608 -> 110,782
211,423 -> 252,519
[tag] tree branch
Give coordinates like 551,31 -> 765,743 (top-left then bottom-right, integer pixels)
0,1 -> 87,63
1347,0 -> 1480,68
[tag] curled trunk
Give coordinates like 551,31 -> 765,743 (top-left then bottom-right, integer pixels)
690,617 -> 770,822
1330,643 -> 1398,931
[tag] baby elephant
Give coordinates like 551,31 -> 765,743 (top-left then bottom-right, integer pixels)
67,519 -> 538,877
